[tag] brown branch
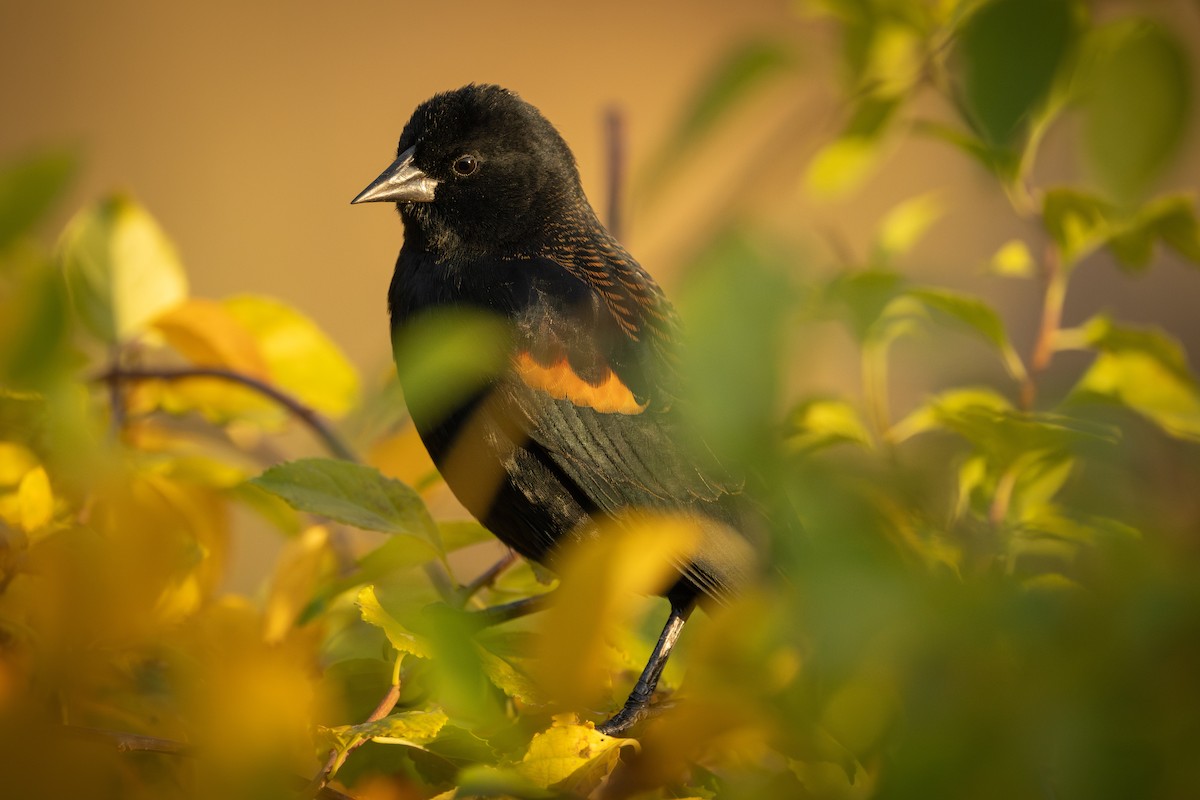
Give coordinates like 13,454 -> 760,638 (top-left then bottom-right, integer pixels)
94,365 -> 360,463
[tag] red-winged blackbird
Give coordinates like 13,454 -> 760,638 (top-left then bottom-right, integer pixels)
353,84 -> 755,735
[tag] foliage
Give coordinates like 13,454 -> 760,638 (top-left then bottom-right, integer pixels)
2,1 -> 1200,798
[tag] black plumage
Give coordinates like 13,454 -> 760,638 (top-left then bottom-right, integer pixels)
353,84 -> 756,734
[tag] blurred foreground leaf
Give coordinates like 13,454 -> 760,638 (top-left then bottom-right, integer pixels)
957,0 -> 1075,149
644,39 -> 792,191
58,194 -> 188,343
391,308 -> 511,424
0,148 -> 77,251
1083,20 -> 1191,204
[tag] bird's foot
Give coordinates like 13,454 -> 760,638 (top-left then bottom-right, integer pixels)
596,699 -> 652,737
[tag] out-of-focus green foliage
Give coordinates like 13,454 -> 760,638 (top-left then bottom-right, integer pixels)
2,1 -> 1200,798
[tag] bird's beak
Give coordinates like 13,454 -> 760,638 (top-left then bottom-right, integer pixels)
351,146 -> 438,204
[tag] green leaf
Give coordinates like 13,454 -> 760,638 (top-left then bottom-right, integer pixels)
890,386 -> 1013,443
392,308 -> 511,425
477,647 -> 542,704
438,520 -> 496,552
1083,20 -> 1190,204
823,269 -> 908,343
1011,455 -> 1075,523
455,765 -> 556,799
908,287 -> 1027,381
1070,318 -> 1200,441
251,458 -> 440,553
891,386 -> 1112,466
0,259 -> 72,389
58,194 -> 188,343
913,119 -> 1014,178
957,0 -> 1075,148
0,148 -> 78,252
1041,188 -> 1113,268
319,707 -> 447,751
678,230 -> 793,468
787,398 -> 872,453
806,96 -> 901,198
1107,194 -> 1200,270
357,585 -> 433,658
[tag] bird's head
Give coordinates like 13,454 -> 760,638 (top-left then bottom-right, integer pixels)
353,84 -> 586,264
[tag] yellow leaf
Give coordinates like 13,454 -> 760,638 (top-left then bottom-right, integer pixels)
805,138 -> 883,199
224,295 -> 359,417
514,717 -> 638,788
357,585 -> 433,659
153,298 -> 269,377
877,193 -> 943,257
130,374 -> 278,426
264,526 -> 334,643
534,513 -> 710,710
153,572 -> 204,625
864,24 -> 924,98
0,442 -> 38,486
990,239 -> 1035,277
17,465 -> 52,533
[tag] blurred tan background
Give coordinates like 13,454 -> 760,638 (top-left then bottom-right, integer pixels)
3,0 -> 1197,373
2,0 -> 1198,585
0,0 -> 806,373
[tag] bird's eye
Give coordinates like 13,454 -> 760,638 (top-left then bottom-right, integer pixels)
452,155 -> 479,177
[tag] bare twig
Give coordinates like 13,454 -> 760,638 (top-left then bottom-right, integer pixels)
604,105 -> 626,242
61,725 -> 195,755
94,365 -> 359,463
460,549 -> 518,604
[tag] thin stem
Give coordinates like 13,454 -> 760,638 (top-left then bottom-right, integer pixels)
95,365 -> 359,463
460,549 -> 517,605
1020,245 -> 1066,410
989,465 -> 1019,527
305,655 -> 405,798
862,340 -> 892,441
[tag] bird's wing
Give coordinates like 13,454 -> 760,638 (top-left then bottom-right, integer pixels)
496,252 -> 749,601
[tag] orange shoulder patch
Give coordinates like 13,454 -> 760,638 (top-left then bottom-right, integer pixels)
515,352 -> 647,415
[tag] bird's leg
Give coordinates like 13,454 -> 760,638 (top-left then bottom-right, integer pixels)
596,600 -> 694,736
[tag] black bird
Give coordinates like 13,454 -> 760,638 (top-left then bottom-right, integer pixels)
352,84 -> 755,735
